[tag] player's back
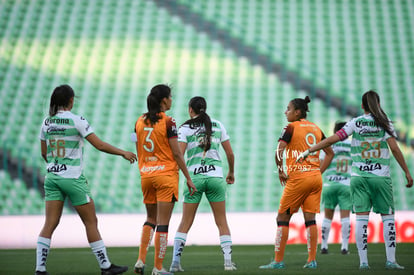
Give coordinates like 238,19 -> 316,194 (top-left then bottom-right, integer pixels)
40,110 -> 93,179
339,114 -> 395,177
323,140 -> 352,186
135,112 -> 178,178
178,118 -> 229,178
285,119 -> 324,179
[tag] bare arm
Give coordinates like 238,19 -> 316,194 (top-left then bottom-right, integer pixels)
297,134 -> 341,162
221,140 -> 235,184
309,134 -> 341,154
178,142 -> 187,157
40,140 -> 48,162
319,146 -> 334,174
86,133 -> 137,163
169,137 -> 197,195
387,137 -> 413,188
275,141 -> 288,186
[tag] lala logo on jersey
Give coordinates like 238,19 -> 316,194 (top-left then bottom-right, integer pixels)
328,175 -> 348,181
47,164 -> 67,173
194,164 -> 216,175
359,159 -> 382,172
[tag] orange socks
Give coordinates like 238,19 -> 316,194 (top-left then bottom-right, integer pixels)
154,225 -> 169,270
305,221 -> 318,262
274,220 -> 318,263
274,221 -> 289,262
137,222 -> 155,263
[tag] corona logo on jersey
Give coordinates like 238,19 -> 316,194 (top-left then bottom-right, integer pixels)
44,118 -> 70,126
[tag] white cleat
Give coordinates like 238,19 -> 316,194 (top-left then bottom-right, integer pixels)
224,262 -> 237,271
134,260 -> 145,275
151,267 -> 173,275
169,261 -> 184,272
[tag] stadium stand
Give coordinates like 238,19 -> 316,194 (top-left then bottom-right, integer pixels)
0,0 -> 412,214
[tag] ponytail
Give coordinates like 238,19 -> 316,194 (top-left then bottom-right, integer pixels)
362,90 -> 394,137
334,121 -> 346,133
145,94 -> 162,125
290,96 -> 311,119
144,84 -> 171,125
183,96 -> 212,153
49,84 -> 75,117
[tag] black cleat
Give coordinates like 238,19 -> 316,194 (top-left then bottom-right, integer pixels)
341,249 -> 350,255
321,248 -> 328,254
35,271 -> 49,275
101,264 -> 128,275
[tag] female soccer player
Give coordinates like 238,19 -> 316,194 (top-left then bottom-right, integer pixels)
36,84 -> 137,275
260,96 -> 334,270
297,90 -> 413,270
320,121 -> 352,255
169,96 -> 236,272
133,84 -> 197,275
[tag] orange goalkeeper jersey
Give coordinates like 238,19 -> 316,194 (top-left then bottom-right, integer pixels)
278,119 -> 325,179
135,112 -> 179,178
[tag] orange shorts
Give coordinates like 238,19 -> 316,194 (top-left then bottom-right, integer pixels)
278,173 -> 322,214
141,173 -> 179,204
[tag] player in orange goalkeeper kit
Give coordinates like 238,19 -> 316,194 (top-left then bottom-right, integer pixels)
133,84 -> 197,275
260,96 -> 334,270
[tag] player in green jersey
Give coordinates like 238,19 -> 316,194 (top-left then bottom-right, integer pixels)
36,85 -> 137,275
297,90 -> 413,270
320,121 -> 352,255
170,96 -> 236,272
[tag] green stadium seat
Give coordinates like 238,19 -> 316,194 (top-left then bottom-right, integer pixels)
0,0 -> 412,214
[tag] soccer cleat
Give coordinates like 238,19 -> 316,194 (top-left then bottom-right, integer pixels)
35,271 -> 49,275
341,249 -> 349,255
359,263 -> 370,270
321,248 -> 328,254
303,260 -> 317,269
385,261 -> 405,270
259,260 -> 285,269
134,259 -> 145,274
224,262 -> 237,271
101,264 -> 128,275
151,267 -> 174,275
169,261 -> 184,272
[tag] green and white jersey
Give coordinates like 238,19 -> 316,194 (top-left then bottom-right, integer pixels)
178,118 -> 229,178
39,111 -> 94,178
336,114 -> 396,177
321,140 -> 352,186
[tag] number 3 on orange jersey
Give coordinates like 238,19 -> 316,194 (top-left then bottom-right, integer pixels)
143,127 -> 154,152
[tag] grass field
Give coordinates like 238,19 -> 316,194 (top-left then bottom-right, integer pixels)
1,243 -> 413,275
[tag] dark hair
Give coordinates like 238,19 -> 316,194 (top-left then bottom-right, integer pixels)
334,121 -> 346,133
144,84 -> 171,125
362,90 -> 394,137
49,84 -> 75,117
290,96 -> 311,119
182,96 -> 212,153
